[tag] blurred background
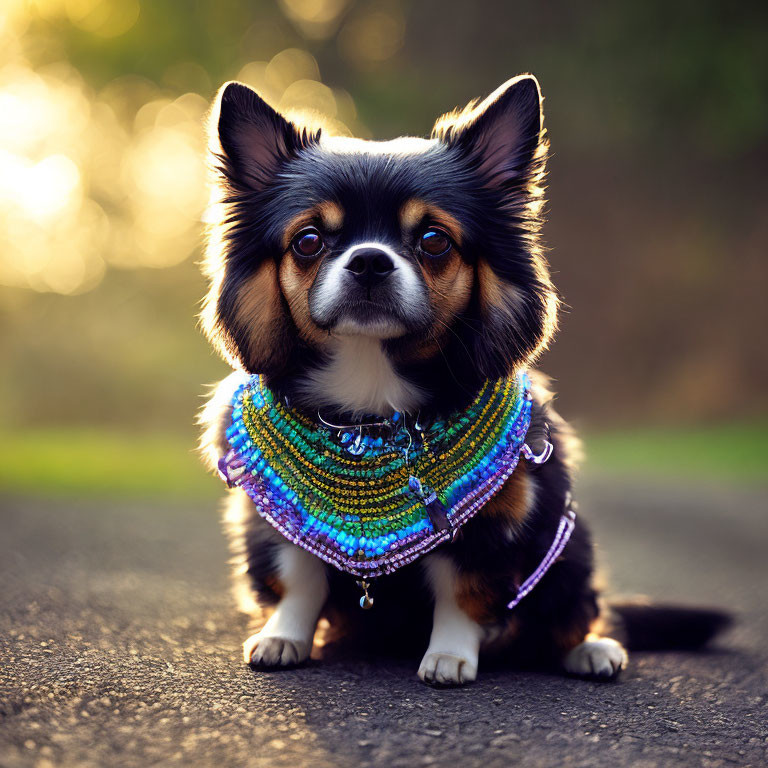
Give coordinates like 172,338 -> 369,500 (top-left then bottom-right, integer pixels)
0,0 -> 765,499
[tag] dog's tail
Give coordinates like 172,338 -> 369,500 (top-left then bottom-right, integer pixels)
607,601 -> 733,651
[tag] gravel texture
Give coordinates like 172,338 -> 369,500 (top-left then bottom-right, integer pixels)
1,476 -> 766,767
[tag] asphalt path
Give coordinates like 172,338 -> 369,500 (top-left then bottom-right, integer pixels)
1,475 -> 766,767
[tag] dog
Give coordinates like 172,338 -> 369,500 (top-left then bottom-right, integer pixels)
198,75 -> 729,685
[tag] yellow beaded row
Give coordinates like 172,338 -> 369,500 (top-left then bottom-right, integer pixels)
240,376 -> 519,523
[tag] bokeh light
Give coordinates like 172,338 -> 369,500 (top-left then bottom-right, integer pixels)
0,0 -> 764,436
338,5 -> 405,64
0,2 -> 363,294
64,0 -> 141,37
278,0 -> 351,39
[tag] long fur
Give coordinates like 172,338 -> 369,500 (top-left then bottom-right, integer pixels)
198,75 -> 730,683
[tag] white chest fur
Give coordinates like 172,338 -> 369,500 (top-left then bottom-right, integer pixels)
297,336 -> 424,417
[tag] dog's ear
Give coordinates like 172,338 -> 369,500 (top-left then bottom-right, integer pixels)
213,80 -> 317,191
431,74 -> 543,192
434,76 -> 557,378
202,83 -> 312,375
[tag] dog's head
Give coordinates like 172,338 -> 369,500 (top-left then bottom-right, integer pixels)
202,75 -> 557,414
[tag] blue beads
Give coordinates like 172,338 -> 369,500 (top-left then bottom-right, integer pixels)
222,371 -> 534,577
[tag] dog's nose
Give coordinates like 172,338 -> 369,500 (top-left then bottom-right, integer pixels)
344,247 -> 396,288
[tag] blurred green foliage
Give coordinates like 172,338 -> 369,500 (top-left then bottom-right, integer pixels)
1,424 -> 764,502
583,423 -> 768,485
30,0 -> 768,155
1,0 -> 766,494
0,428 -> 219,500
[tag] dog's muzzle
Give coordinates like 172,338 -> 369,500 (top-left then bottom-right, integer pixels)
308,242 -> 429,336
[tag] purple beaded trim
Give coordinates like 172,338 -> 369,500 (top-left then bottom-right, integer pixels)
507,507 -> 576,610
226,430 -> 534,578
218,377 -> 544,579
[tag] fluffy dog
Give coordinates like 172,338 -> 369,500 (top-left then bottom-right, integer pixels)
199,75 -> 728,685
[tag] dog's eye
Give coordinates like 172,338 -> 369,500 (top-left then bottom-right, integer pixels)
292,228 -> 324,258
419,228 -> 452,257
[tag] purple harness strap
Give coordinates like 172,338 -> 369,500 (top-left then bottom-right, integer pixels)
507,504 -> 576,610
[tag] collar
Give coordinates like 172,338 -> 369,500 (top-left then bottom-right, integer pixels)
218,371 -> 539,579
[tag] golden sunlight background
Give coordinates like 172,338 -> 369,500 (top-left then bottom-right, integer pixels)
0,0 -> 765,496
0,0 -> 386,295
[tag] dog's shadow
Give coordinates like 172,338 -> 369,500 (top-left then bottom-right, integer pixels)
252,629 -> 747,690
241,632 -> 750,768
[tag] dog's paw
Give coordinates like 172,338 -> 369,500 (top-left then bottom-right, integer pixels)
243,634 -> 310,668
418,651 -> 478,686
563,637 -> 628,680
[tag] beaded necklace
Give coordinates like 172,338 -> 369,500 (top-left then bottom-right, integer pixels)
217,371 -> 536,585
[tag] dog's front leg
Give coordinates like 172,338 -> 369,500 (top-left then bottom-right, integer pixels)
418,554 -> 482,686
244,543 -> 328,668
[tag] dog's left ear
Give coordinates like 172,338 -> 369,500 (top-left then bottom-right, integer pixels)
432,74 -> 543,191
433,76 -> 557,378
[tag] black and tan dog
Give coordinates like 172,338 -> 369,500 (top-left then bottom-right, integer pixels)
199,75 -> 728,685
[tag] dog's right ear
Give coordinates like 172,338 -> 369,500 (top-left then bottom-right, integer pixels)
212,81 -> 317,191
